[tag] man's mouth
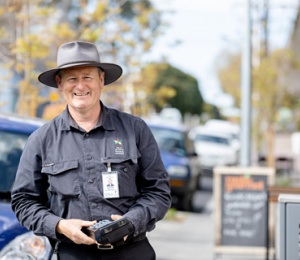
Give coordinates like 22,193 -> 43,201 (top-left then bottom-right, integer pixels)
74,92 -> 90,96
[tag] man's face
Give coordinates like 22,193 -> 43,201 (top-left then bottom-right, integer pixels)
56,66 -> 104,113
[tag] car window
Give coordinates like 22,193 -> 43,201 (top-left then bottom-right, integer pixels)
0,130 -> 29,192
194,134 -> 230,145
150,127 -> 186,156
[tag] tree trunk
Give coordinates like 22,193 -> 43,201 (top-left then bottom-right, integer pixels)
266,123 -> 275,168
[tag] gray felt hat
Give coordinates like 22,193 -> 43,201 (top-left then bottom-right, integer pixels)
38,41 -> 122,88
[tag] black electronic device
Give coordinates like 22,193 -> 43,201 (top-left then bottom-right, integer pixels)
83,217 -> 134,245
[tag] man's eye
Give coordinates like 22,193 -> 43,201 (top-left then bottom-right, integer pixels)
84,76 -> 92,80
68,78 -> 76,81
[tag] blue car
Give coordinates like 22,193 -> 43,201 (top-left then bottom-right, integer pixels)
0,113 -> 52,259
147,121 -> 202,211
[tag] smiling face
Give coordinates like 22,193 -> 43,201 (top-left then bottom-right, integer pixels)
56,66 -> 104,115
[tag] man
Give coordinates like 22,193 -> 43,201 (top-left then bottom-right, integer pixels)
11,41 -> 171,260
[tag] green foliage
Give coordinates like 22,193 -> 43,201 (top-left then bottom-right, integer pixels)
132,62 -> 205,117
153,63 -> 204,116
216,48 -> 299,119
216,48 -> 300,166
202,103 -> 223,120
0,0 -> 165,117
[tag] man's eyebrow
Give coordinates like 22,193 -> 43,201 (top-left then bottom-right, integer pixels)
65,72 -> 92,77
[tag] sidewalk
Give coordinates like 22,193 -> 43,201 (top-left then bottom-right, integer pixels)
148,211 -> 214,260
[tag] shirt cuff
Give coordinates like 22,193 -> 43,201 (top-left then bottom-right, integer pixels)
44,214 -> 63,240
123,209 -> 146,236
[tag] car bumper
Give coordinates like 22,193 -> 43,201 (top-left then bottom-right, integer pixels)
169,178 -> 189,197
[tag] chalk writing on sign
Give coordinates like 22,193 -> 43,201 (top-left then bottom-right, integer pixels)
221,175 -> 267,247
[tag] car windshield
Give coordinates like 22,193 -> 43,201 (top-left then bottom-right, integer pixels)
150,127 -> 186,156
0,130 -> 29,193
194,134 -> 230,145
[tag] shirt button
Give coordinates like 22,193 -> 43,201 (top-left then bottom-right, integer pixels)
87,155 -> 93,160
86,134 -> 89,137
91,203 -> 97,208
123,168 -> 128,172
88,179 -> 94,183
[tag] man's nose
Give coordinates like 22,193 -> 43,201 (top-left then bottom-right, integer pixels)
76,78 -> 85,90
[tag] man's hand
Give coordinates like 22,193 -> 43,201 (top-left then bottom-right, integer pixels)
56,219 -> 97,245
111,214 -> 128,241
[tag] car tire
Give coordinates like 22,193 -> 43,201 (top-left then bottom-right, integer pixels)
177,191 -> 193,212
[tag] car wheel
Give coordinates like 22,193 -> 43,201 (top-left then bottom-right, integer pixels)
177,192 -> 193,211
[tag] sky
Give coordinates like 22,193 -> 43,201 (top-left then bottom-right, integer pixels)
148,0 -> 299,111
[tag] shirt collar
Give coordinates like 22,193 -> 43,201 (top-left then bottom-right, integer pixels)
60,101 -> 115,131
98,102 -> 115,131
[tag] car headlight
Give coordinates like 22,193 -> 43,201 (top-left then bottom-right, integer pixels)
167,165 -> 189,177
0,232 -> 52,260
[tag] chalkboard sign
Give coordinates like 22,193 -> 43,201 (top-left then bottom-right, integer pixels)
214,167 -> 275,257
221,174 -> 267,246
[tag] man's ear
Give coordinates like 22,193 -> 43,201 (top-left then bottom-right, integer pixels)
56,75 -> 62,92
100,71 -> 105,89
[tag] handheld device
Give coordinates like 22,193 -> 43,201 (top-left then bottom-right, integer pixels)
83,217 -> 134,245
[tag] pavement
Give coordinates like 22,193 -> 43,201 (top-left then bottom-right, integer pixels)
148,209 -> 215,260
148,208 -> 275,260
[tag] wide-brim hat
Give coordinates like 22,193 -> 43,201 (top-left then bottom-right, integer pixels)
38,41 -> 122,88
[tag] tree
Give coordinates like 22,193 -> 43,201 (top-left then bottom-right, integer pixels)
252,49 -> 299,167
155,64 -> 204,116
134,62 -> 205,117
216,48 -> 299,167
0,0 -> 54,116
0,0 -> 165,117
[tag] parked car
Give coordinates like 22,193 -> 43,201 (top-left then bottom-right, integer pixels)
0,113 -> 52,259
147,121 -> 201,211
204,119 -> 240,152
189,126 -> 239,175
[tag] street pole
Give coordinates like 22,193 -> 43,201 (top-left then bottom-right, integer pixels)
240,0 -> 252,167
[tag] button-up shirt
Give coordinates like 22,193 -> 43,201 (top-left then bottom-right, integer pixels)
11,102 -> 171,241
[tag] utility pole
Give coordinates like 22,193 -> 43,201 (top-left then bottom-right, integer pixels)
240,0 -> 252,167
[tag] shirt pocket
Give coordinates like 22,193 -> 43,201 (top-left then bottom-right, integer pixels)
102,157 -> 139,198
41,159 -> 80,198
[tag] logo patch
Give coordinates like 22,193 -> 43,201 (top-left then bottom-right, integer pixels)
114,139 -> 124,155
114,139 -> 122,146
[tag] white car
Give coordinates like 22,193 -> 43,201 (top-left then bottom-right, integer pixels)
189,126 -> 239,175
204,119 -> 240,151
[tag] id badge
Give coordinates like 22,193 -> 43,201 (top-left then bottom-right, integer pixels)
102,171 -> 119,199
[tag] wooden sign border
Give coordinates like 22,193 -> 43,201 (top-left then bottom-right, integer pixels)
213,166 -> 275,257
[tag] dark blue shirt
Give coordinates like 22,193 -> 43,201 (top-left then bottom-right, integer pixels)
11,102 -> 171,241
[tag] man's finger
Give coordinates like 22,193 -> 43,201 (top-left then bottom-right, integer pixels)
81,220 -> 97,228
111,214 -> 122,221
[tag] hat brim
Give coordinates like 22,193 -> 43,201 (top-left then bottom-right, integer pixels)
38,62 -> 122,88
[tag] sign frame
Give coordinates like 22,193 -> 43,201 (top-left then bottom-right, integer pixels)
214,166 -> 275,258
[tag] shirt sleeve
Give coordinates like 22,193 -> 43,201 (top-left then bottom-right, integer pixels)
123,119 -> 172,236
11,131 -> 62,240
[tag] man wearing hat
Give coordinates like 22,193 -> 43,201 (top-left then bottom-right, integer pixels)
11,41 -> 171,260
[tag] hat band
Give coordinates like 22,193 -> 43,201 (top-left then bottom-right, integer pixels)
58,60 -> 99,68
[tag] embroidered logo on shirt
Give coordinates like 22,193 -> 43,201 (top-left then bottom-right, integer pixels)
114,139 -> 122,146
114,139 -> 124,155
